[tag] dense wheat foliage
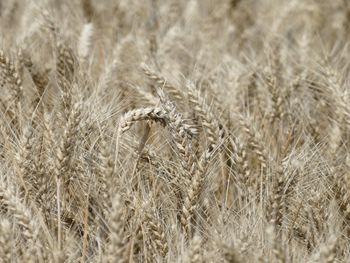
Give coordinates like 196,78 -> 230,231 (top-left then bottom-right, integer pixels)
1,0 -> 350,262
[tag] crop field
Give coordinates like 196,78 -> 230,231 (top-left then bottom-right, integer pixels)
0,0 -> 350,262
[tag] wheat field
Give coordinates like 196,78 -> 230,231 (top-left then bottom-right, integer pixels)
0,0 -> 350,262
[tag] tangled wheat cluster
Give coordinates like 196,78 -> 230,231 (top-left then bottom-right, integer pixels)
0,0 -> 350,262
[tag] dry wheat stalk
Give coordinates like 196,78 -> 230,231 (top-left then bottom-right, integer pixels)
105,193 -> 127,263
143,208 -> 168,258
185,235 -> 203,263
120,107 -> 167,132
0,181 -> 37,243
0,219 -> 14,262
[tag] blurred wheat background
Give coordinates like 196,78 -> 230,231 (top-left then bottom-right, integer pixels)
0,0 -> 350,262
